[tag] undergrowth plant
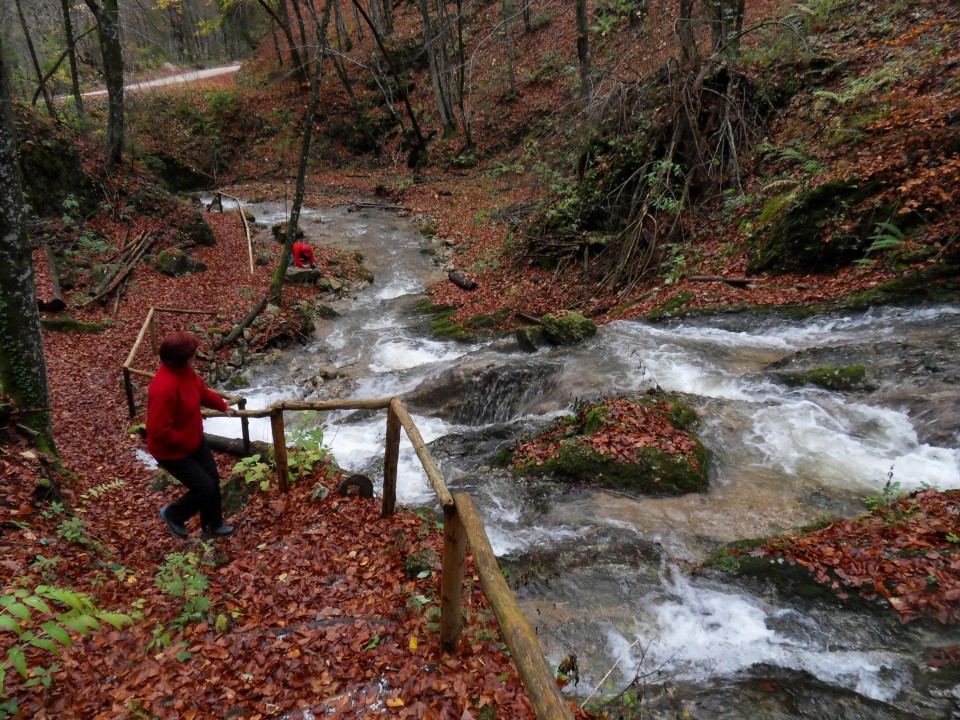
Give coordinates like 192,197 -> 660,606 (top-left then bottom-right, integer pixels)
231,454 -> 272,490
152,551 -> 211,647
287,412 -> 331,480
0,586 -> 133,713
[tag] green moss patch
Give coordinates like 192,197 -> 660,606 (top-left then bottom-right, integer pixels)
513,395 -> 708,495
779,364 -> 867,391
411,299 -> 476,342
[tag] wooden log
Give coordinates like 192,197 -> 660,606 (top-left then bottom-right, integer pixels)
455,493 -> 574,720
82,232 -> 155,308
688,275 -> 752,288
275,398 -> 393,412
349,201 -> 411,212
440,505 -> 466,654
204,433 -> 273,458
389,398 -> 454,510
382,405 -> 401,517
217,191 -> 254,275
39,244 -> 66,312
123,367 -> 136,418
270,410 -> 290,492
149,310 -> 159,354
448,271 -> 477,291
215,295 -> 268,350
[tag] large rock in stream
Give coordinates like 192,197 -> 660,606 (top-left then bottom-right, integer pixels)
508,393 -> 709,495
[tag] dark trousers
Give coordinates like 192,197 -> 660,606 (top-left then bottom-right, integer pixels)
157,439 -> 223,530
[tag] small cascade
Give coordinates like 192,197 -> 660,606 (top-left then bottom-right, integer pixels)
205,199 -> 960,718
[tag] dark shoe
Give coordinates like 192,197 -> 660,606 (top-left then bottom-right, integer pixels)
202,523 -> 235,538
160,507 -> 188,538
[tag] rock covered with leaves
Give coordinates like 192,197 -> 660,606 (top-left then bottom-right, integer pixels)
510,395 -> 708,495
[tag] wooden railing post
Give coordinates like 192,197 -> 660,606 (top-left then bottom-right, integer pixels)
455,493 -> 574,720
270,409 -> 290,492
238,398 -> 250,455
123,367 -> 136,418
382,403 -> 401,516
440,504 -> 466,654
148,310 -> 158,354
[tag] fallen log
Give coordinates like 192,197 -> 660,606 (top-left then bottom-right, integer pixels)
204,433 -> 272,458
38,244 -> 67,312
215,295 -> 268,350
82,232 -> 155,308
349,201 -> 410,212
448,271 -> 476,291
688,275 -> 752,288
514,312 -> 540,325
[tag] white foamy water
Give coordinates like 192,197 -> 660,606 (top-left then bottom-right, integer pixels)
194,199 -> 960,713
605,566 -> 907,703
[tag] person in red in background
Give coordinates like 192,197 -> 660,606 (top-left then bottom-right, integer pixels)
292,240 -> 317,268
147,332 -> 237,539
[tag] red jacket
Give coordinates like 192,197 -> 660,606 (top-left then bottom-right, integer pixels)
146,364 -> 227,460
293,241 -> 316,268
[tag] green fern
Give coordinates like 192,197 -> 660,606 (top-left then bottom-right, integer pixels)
865,222 -> 905,254
1,586 -> 133,702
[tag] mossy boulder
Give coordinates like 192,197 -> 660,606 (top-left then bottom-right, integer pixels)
15,110 -> 97,217
154,249 -> 207,276
514,395 -> 708,496
748,177 -> 900,274
176,210 -> 216,247
412,299 -> 475,342
540,312 -> 597,346
404,548 -> 438,579
777,364 -> 867,391
39,317 -> 106,333
140,153 -> 213,191
516,325 -> 549,351
271,221 -> 304,242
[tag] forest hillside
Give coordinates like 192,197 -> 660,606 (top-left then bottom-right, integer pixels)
1,0 -> 958,717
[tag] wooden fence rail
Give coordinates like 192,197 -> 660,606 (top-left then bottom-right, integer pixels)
125,308 -> 572,719
204,398 -> 574,720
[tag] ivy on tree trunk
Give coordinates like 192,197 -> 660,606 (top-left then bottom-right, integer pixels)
0,48 -> 57,456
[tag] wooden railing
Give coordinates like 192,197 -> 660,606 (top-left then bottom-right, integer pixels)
125,310 -> 573,718
207,397 -> 574,720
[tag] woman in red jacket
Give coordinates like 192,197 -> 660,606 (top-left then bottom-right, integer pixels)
147,332 -> 236,538
292,240 -> 316,268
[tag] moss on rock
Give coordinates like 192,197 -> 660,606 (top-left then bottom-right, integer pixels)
540,311 -> 597,345
779,364 -> 867,391
514,395 -> 708,496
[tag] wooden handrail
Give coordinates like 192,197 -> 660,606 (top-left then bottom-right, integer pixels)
123,304 -> 569,718
389,397 -> 454,510
455,493 -> 574,719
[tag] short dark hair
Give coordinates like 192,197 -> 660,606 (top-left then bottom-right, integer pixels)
158,332 -> 201,368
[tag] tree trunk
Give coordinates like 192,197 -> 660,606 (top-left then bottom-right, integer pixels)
85,0 -> 125,168
270,0 -> 334,306
168,4 -> 186,62
0,48 -> 57,455
453,0 -> 472,147
14,0 -> 58,120
351,0 -> 426,156
60,0 -> 85,117
575,0 -> 591,99
289,0 -> 312,78
677,0 -> 700,66
500,0 -> 518,96
257,0 -> 307,84
380,0 -> 394,34
418,0 -> 457,135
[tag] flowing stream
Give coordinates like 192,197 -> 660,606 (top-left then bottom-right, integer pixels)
203,199 -> 960,718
